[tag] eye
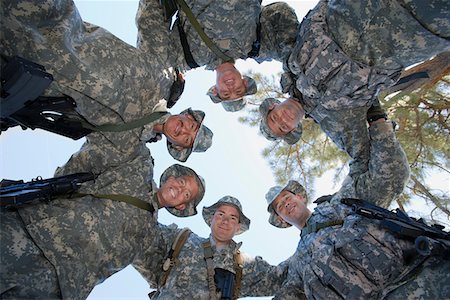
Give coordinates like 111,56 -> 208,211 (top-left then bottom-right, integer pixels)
184,191 -> 190,200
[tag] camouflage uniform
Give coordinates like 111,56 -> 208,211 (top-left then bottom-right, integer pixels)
136,0 -> 261,70
276,0 -> 449,165
276,203 -> 450,299
1,0 -> 175,164
269,123 -> 450,299
1,0 -> 177,127
0,143 -> 164,300
135,224 -> 287,299
1,0 -> 214,163
136,0 -> 299,70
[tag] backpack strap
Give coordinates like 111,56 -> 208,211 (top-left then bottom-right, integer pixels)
232,250 -> 243,300
174,0 -> 233,63
159,228 -> 192,287
203,240 -> 219,300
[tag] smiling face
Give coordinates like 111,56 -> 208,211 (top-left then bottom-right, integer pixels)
215,62 -> 247,100
267,98 -> 304,136
210,204 -> 241,247
163,113 -> 200,149
272,190 -> 311,229
157,175 -> 200,211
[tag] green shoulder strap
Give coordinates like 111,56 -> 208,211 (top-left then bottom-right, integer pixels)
72,192 -> 155,213
81,111 -> 168,133
174,0 -> 233,63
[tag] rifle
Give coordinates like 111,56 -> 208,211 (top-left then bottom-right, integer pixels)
0,172 -> 95,209
214,268 -> 235,300
1,56 -> 93,140
341,198 -> 450,258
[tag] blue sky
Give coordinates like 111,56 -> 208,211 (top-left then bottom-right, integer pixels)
0,1 -> 447,299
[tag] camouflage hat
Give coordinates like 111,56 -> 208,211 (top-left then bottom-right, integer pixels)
202,195 -> 250,235
160,164 -> 206,217
206,76 -> 257,112
167,108 -> 213,162
259,98 -> 302,145
265,180 -> 307,228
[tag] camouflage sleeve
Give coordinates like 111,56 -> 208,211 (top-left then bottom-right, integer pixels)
273,257 -> 306,300
257,2 -> 299,63
319,107 -> 371,177
351,121 -> 410,207
239,254 -> 288,297
132,223 -> 182,288
54,132 -> 143,176
70,143 -> 154,200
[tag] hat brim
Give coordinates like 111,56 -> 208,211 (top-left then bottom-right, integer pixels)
160,164 -> 206,217
202,201 -> 250,235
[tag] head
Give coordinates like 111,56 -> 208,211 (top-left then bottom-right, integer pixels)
265,180 -> 310,230
165,108 -> 213,162
203,196 -> 250,246
158,164 -> 206,217
259,97 -> 304,145
207,62 -> 257,112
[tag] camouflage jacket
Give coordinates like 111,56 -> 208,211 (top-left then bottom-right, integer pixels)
275,201 -> 418,300
1,0 -> 176,127
136,0 -> 261,70
274,122 -> 413,300
135,224 -> 288,299
136,1 -> 301,70
16,143 -> 163,300
282,0 -> 449,169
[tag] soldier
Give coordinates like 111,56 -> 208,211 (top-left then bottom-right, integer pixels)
136,196 -> 288,299
0,141 -> 206,299
262,117 -> 450,298
136,0 -> 299,111
1,0 -> 213,162
258,0 -> 449,161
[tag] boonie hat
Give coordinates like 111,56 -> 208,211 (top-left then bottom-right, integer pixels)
160,163 -> 206,217
207,76 -> 257,112
265,180 -> 307,228
259,97 -> 302,145
167,108 -> 213,162
202,195 -> 250,235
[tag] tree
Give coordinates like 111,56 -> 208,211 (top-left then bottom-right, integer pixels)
240,54 -> 450,225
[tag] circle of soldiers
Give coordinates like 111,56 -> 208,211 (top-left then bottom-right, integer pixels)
1,0 -> 449,299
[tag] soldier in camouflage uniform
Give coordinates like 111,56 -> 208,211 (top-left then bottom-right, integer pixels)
135,196 -> 288,299
136,0 -> 299,111
0,141 -> 206,300
263,119 -> 450,299
1,0 -> 213,162
259,0 -> 449,162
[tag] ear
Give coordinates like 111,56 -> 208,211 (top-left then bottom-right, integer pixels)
175,203 -> 186,211
296,193 -> 307,205
207,85 -> 218,97
243,77 -> 248,88
233,223 -> 241,235
276,214 -> 290,225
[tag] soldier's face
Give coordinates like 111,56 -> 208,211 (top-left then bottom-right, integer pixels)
210,204 -> 241,244
273,190 -> 310,228
267,99 -> 303,136
163,113 -> 200,148
158,175 -> 199,210
215,63 -> 247,100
